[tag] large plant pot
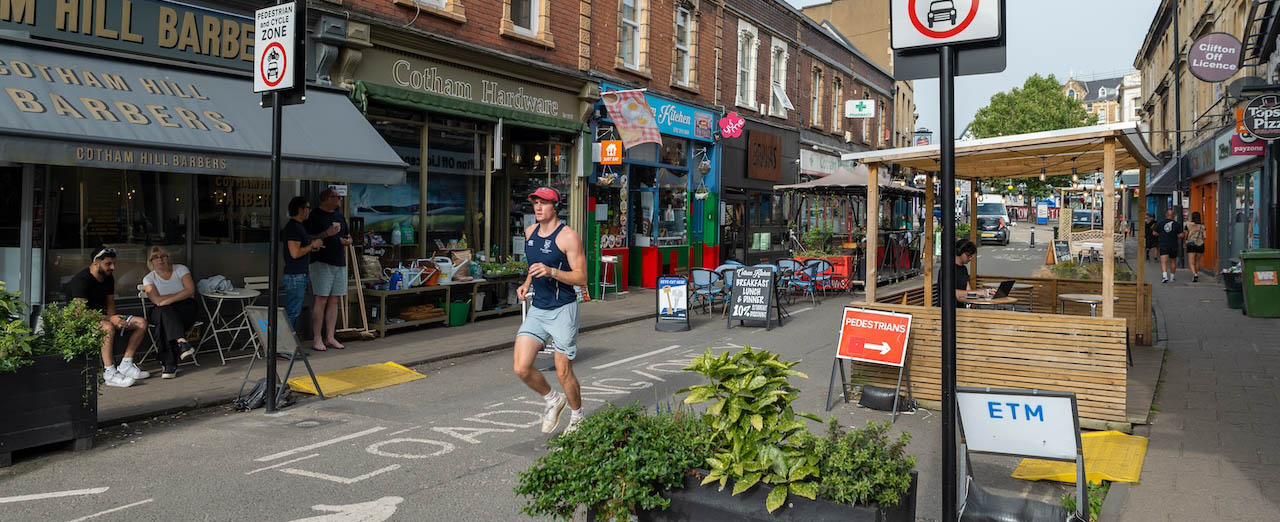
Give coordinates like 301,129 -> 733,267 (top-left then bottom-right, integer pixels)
0,354 -> 98,467
590,471 -> 917,522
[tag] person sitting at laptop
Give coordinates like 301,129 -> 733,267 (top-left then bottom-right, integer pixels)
948,239 -> 993,305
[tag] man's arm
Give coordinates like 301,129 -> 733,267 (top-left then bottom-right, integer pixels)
553,228 -> 589,288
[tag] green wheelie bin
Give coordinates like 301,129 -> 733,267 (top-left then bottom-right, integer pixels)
1240,249 -> 1280,317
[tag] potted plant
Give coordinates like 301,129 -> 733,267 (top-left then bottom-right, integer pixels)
0,283 -> 106,467
515,347 -> 918,521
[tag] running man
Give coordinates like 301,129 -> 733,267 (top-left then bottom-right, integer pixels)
514,187 -> 588,434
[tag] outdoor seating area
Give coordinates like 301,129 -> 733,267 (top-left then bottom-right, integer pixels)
687,258 -> 852,314
839,122 -> 1160,430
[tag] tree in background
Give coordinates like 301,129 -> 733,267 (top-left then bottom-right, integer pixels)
969,74 -> 1097,199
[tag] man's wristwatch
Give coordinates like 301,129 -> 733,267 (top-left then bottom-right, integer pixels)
551,268 -> 558,279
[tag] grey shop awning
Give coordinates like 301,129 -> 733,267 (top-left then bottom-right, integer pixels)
0,39 -> 405,184
1145,160 -> 1177,195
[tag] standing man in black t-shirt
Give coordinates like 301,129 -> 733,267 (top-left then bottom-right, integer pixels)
65,246 -> 150,388
1156,208 -> 1185,283
303,188 -> 350,351
283,197 -> 325,332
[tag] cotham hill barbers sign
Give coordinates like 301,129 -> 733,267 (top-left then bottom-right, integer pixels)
0,0 -> 255,70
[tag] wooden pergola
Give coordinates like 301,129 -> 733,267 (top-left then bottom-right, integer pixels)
843,122 -> 1159,318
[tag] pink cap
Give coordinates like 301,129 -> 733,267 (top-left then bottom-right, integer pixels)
528,186 -> 560,203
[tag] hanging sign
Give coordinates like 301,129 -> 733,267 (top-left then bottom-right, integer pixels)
835,307 -> 912,367
845,99 -> 876,118
719,111 -> 746,138
1243,95 -> 1280,140
600,140 -> 624,165
890,0 -> 1002,50
253,2 -> 296,92
728,266 -> 780,329
656,275 -> 690,332
1188,32 -> 1242,83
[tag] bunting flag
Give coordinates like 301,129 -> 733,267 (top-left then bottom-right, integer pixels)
601,90 -> 661,149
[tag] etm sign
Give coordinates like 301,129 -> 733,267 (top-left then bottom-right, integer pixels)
956,387 -> 1079,461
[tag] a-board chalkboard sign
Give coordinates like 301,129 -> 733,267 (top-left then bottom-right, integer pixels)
1053,240 -> 1071,262
727,266 -> 781,330
656,275 -> 691,332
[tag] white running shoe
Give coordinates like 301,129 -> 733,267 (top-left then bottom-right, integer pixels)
104,368 -> 135,388
541,393 -> 566,433
563,411 -> 584,434
117,361 -> 150,380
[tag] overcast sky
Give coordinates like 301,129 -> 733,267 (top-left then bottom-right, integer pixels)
786,0 -> 1160,137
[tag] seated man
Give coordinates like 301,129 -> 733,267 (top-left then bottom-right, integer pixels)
941,239 -> 993,306
65,246 -> 150,388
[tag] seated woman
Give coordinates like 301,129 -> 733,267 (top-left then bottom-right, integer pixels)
142,247 -> 198,379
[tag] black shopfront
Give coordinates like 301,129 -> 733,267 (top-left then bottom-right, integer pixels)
719,120 -> 799,265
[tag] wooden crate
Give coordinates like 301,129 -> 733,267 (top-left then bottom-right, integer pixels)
848,303 -> 1129,424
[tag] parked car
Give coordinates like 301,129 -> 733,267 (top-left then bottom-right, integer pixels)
977,216 -> 1009,245
928,0 -> 957,28
1072,209 -> 1102,232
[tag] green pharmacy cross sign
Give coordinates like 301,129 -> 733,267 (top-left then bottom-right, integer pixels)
845,99 -> 876,119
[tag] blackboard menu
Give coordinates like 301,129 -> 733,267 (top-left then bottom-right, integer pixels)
728,266 -> 778,329
1053,240 -> 1071,262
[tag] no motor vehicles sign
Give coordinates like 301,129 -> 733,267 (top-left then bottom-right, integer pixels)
890,0 -> 1002,50
835,307 -> 912,367
254,3 -> 296,93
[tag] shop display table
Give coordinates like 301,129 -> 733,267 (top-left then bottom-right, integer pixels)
470,275 -> 526,321
365,284 -> 453,336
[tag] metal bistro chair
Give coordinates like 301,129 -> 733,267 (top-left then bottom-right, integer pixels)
805,258 -> 837,297
789,263 -> 820,305
689,268 -> 721,314
714,265 -> 737,317
135,284 -> 205,367
752,263 -> 790,306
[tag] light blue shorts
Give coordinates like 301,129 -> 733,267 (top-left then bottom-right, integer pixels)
517,301 -> 579,360
309,262 -> 347,297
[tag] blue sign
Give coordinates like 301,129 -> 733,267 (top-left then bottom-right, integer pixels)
601,83 -> 715,142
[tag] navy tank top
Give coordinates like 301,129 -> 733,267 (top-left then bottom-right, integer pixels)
526,223 -> 576,310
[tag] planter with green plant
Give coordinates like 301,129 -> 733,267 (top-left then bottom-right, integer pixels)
515,346 -> 918,521
0,284 -> 107,467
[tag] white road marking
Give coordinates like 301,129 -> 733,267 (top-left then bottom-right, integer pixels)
591,344 -> 682,369
790,306 -> 814,314
255,427 -> 387,462
365,438 -> 455,459
246,453 -> 320,475
287,496 -> 402,522
387,426 -> 420,436
0,488 -> 109,504
431,426 -> 515,444
464,410 -> 541,428
65,499 -> 154,522
280,465 -> 401,485
484,402 -> 504,409
631,369 -> 664,382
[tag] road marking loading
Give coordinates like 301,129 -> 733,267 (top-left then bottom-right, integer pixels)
0,487 -> 109,504
256,426 -> 387,462
591,344 -> 681,369
246,453 -> 320,475
387,425 -> 421,436
65,499 -> 154,522
280,464 -> 402,485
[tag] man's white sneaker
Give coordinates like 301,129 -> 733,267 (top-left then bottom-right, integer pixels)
541,393 -> 566,433
117,361 -> 150,380
104,369 -> 135,388
563,412 -> 584,434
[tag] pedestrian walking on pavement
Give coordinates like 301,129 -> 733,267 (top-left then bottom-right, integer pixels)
1144,214 -> 1158,261
1185,211 -> 1206,282
282,196 -> 324,332
1156,208 -> 1185,283
513,186 -> 589,435
141,246 -> 199,379
304,188 -> 351,351
65,246 -> 150,387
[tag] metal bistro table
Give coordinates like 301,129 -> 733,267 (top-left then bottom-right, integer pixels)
982,282 -> 1035,311
197,288 -> 262,364
957,295 -> 1018,310
1057,293 -> 1119,317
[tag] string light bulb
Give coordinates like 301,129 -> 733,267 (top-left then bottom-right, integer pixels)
1040,168 -> 1046,182
1072,167 -> 1079,183
533,152 -> 542,163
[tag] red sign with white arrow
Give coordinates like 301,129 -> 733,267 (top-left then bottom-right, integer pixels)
836,307 -> 912,367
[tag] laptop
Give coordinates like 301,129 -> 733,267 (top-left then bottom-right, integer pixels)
992,280 -> 1016,299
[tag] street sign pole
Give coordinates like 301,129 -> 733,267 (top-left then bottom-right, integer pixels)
266,88 -> 282,413
938,44 -> 958,522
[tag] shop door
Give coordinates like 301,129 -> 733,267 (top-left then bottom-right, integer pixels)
721,199 -> 747,264
1200,182 -> 1217,270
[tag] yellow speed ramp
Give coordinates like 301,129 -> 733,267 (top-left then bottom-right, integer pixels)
1011,431 -> 1148,484
287,362 -> 425,397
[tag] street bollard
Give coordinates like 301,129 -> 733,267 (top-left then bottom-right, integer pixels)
1029,225 -> 1035,248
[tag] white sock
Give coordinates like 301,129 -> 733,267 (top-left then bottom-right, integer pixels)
105,365 -> 116,373
570,408 -> 583,419
121,357 -> 133,366
543,391 -> 558,403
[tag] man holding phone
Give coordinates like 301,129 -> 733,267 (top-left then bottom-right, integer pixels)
65,246 -> 150,388
305,188 -> 352,351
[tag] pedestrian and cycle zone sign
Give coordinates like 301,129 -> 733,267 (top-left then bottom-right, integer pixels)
836,307 -> 912,367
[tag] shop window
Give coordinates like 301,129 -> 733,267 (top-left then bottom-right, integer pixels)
508,138 -> 573,254
629,166 -> 687,247
427,126 -> 486,246
673,7 -> 695,88
46,167 -> 188,302
354,118 -> 423,251
660,136 -> 688,167
395,0 -> 467,23
736,22 -> 758,109
502,0 -> 553,46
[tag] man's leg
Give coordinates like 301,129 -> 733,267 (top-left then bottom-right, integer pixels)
122,316 -> 147,358
323,296 -> 343,347
512,334 -> 551,396
310,295 -> 329,349
553,353 -> 582,411
99,320 -> 117,368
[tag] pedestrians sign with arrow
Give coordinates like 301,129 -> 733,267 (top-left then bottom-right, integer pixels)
835,307 -> 911,367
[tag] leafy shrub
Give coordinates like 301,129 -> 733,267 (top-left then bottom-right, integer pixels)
1049,260 -> 1134,281
956,222 -> 971,238
681,347 -> 823,513
1061,481 -> 1108,521
0,318 -> 36,373
811,419 -> 916,507
32,301 -> 106,361
515,404 -> 710,522
802,224 -> 834,255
